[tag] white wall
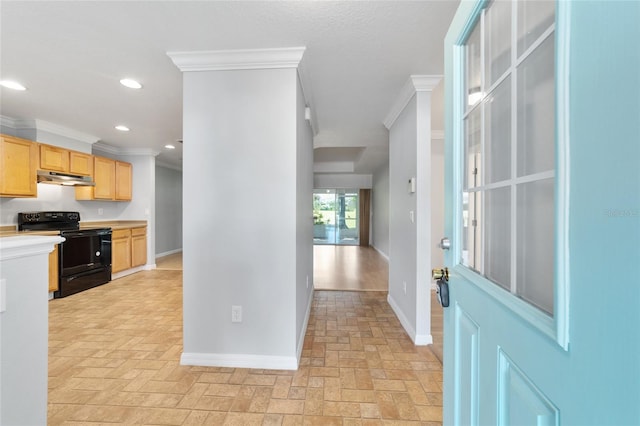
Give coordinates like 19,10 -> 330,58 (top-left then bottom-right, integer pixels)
118,153 -> 156,264
430,138 -> 445,272
296,77 -> 314,359
431,80 -> 445,131
431,81 -> 445,272
371,161 -> 390,258
387,90 -> 434,345
314,173 -> 372,189
181,66 -> 310,369
155,165 -> 183,257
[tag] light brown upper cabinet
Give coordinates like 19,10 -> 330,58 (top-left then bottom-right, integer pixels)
69,151 -> 93,176
115,161 -> 132,201
93,156 -> 116,199
40,144 -> 92,176
75,156 -> 132,201
0,134 -> 38,197
40,144 -> 70,172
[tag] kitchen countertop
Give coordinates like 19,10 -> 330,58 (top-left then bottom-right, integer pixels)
0,221 -> 147,237
80,220 -> 147,230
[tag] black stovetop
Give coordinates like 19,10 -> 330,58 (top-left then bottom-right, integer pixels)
18,211 -> 81,231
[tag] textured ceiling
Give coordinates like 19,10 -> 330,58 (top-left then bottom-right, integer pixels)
0,1 -> 459,171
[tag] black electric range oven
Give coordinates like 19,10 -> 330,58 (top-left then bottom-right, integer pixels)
18,211 -> 112,298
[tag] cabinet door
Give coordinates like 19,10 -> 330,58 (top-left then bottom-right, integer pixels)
69,151 -> 93,176
40,144 -> 69,172
112,231 -> 131,273
93,156 -> 115,200
48,245 -> 59,292
0,135 -> 38,197
131,228 -> 147,267
115,161 -> 132,201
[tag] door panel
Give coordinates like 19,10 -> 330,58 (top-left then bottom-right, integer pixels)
497,350 -> 559,426
443,1 -> 640,425
453,305 -> 479,426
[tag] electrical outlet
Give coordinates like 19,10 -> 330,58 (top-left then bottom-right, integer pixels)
231,305 -> 242,323
403,281 -> 407,295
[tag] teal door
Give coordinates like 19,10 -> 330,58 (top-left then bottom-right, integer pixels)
442,1 -> 639,424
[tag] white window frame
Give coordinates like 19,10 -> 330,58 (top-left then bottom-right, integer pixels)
452,0 -> 570,350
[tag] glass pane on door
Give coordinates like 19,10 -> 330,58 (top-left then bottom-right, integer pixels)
459,0 -> 556,317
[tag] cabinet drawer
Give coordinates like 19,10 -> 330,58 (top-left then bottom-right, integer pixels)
131,227 -> 146,237
112,229 -> 131,239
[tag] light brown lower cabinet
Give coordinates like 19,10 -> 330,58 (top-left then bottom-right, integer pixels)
112,226 -> 147,273
112,229 -> 132,273
131,227 -> 147,267
49,245 -> 59,292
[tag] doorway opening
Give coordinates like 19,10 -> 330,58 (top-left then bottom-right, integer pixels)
313,188 -> 359,245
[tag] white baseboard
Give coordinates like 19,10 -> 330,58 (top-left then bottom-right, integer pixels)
111,265 -> 146,280
181,352 -> 298,370
297,289 -> 314,363
387,293 -> 432,346
156,248 -> 183,258
371,245 -> 389,261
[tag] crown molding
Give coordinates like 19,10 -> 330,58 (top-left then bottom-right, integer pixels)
1,115 -> 17,129
93,142 -> 160,157
383,75 -> 443,130
92,142 -> 120,155
13,119 -> 100,144
156,159 -> 183,172
167,47 -> 306,72
120,148 -> 161,157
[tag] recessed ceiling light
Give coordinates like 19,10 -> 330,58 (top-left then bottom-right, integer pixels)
0,80 -> 27,91
115,125 -> 130,132
165,144 -> 175,149
120,78 -> 142,89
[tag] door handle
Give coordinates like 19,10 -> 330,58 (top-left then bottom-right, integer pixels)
432,267 -> 450,308
432,267 -> 449,281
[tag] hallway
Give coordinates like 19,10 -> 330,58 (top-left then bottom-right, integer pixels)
47,268 -> 443,424
313,246 -> 388,291
313,245 -> 443,362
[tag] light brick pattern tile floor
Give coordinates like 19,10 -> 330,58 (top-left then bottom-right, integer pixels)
48,270 -> 442,425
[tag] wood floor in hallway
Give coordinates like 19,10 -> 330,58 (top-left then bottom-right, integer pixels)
313,245 -> 388,291
47,267 -> 443,424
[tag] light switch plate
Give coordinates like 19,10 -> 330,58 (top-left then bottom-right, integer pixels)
231,305 -> 242,323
